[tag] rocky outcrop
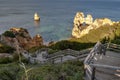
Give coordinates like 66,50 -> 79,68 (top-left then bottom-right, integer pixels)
93,18 -> 113,28
85,14 -> 93,25
34,12 -> 40,21
1,28 -> 43,52
72,12 -> 114,38
73,12 -> 85,28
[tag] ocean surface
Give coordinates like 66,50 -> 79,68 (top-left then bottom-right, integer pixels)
0,0 -> 120,42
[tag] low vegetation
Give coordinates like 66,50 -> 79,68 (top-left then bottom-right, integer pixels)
0,60 -> 84,80
111,23 -> 120,44
0,43 -> 15,53
27,45 -> 47,53
0,57 -> 13,64
111,36 -> 120,45
49,40 -> 95,51
2,31 -> 15,38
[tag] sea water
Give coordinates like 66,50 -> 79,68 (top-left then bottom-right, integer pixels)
0,0 -> 120,42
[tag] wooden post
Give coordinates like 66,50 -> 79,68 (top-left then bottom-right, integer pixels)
61,56 -> 63,62
52,59 -> 54,64
84,65 -> 86,77
91,67 -> 96,80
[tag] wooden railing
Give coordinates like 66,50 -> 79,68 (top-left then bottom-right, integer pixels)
45,49 -> 91,64
24,48 -> 91,64
108,43 -> 120,52
84,42 -> 120,80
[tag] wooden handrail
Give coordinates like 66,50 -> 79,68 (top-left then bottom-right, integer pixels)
90,63 -> 120,70
84,42 -> 120,80
108,43 -> 120,49
84,41 -> 102,64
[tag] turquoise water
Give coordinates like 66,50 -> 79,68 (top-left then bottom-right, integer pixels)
0,0 -> 120,42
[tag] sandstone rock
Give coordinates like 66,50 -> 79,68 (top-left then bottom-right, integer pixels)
72,12 -> 115,38
80,25 -> 93,37
72,26 -> 81,38
93,18 -> 113,27
85,14 -> 93,25
1,28 -> 43,52
73,12 -> 85,27
33,34 -> 43,46
72,12 -> 85,38
34,12 -> 40,21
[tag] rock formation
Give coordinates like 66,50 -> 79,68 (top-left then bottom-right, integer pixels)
93,18 -> 113,27
85,14 -> 93,25
1,28 -> 43,52
72,12 -> 114,38
34,12 -> 40,21
73,12 -> 85,28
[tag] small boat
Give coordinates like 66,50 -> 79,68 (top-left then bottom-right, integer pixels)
34,12 -> 40,21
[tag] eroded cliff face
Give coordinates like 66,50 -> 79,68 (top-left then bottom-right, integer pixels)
1,28 -> 43,51
72,12 -> 114,38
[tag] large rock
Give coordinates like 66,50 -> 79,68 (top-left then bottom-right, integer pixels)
72,12 -> 94,38
1,28 -> 43,51
72,12 -> 85,38
72,12 -> 115,38
72,26 -> 81,38
73,12 -> 85,28
85,14 -> 93,25
93,18 -> 113,27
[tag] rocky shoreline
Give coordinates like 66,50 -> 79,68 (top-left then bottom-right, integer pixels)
72,12 -> 119,38
0,11 -> 120,55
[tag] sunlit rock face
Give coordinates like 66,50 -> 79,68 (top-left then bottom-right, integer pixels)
72,12 -> 94,38
1,28 -> 43,51
73,12 -> 85,27
85,14 -> 93,25
72,25 -> 81,38
93,18 -> 113,27
72,12 -> 115,38
72,12 -> 85,38
34,12 -> 40,21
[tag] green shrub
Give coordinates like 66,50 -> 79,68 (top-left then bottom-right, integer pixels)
27,45 -> 47,53
0,44 -> 15,53
28,60 -> 84,80
12,53 -> 19,61
0,57 -> 13,64
12,53 -> 29,63
49,40 -> 95,51
48,49 -> 58,54
0,63 -> 22,80
0,60 -> 84,80
111,36 -> 120,45
3,31 -> 15,38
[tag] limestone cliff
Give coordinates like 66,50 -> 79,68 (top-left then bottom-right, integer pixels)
73,12 -> 85,28
1,28 -> 43,51
72,12 -> 114,38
